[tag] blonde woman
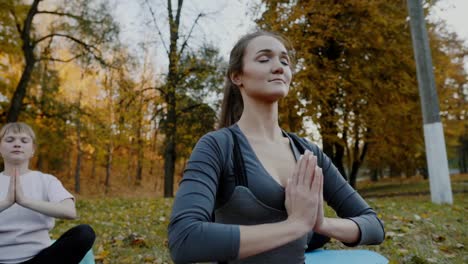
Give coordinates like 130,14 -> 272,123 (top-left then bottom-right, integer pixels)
0,122 -> 95,264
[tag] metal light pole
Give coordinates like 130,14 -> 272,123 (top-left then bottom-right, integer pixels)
407,0 -> 453,204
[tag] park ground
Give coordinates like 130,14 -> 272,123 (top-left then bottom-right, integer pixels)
52,174 -> 468,264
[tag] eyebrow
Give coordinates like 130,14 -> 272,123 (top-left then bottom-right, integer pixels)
255,49 -> 289,57
5,136 -> 30,139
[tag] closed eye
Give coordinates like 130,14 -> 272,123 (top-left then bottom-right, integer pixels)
258,56 -> 270,63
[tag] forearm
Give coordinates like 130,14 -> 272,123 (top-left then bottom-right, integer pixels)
19,198 -> 76,219
315,217 -> 360,244
238,219 -> 308,259
0,200 -> 14,213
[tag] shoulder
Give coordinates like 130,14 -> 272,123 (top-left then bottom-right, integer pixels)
287,132 -> 321,152
29,170 -> 57,180
187,128 -> 235,170
27,171 -> 62,185
196,127 -> 233,151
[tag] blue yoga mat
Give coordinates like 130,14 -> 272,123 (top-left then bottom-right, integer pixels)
305,249 -> 388,264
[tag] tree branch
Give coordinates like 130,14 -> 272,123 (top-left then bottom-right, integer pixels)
34,33 -> 96,50
179,13 -> 204,55
177,103 -> 203,116
32,33 -> 109,66
36,10 -> 104,24
38,53 -> 84,63
145,0 -> 169,55
9,9 -> 22,35
151,106 -> 166,121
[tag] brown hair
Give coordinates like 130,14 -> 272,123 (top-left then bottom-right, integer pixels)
0,122 -> 37,145
218,30 -> 294,129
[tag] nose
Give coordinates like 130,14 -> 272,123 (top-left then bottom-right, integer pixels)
271,58 -> 284,74
272,65 -> 284,74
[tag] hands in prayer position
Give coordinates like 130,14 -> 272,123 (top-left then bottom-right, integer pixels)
0,168 -> 76,219
285,150 -> 325,234
1,168 -> 26,211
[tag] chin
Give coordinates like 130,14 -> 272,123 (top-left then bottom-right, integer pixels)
267,89 -> 289,101
5,158 -> 29,165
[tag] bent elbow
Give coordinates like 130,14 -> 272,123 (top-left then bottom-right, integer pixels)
168,226 -> 187,263
64,208 -> 77,220
373,217 -> 385,245
169,239 -> 193,264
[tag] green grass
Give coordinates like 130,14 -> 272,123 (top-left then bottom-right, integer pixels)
323,194 -> 467,264
52,177 -> 467,264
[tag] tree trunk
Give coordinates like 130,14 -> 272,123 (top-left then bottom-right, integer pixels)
74,93 -> 82,193
91,150 -> 97,180
36,152 -> 43,171
135,98 -> 144,186
164,105 -> 176,197
320,105 -> 348,181
7,61 -> 35,122
459,135 -> 468,173
105,143 -> 113,194
349,130 -> 368,188
127,147 -> 133,185
163,0 -> 184,197
7,0 -> 40,122
150,121 -> 159,177
370,169 -> 379,182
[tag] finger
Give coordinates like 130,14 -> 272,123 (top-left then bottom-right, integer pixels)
297,151 -> 309,186
303,154 -> 314,188
311,166 -> 321,195
318,168 -> 323,203
305,154 -> 317,189
292,154 -> 303,186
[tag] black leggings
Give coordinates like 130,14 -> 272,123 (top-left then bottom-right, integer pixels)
20,224 -> 96,264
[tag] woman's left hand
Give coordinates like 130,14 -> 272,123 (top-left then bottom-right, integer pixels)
313,167 -> 326,232
14,168 -> 27,205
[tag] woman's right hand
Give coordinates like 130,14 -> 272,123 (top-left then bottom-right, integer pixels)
285,150 -> 323,234
7,172 -> 15,204
0,170 -> 16,212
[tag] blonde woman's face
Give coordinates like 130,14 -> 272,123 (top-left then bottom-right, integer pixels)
0,132 -> 35,164
233,35 -> 292,102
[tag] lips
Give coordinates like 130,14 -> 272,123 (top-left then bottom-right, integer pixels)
11,151 -> 23,154
269,78 -> 285,84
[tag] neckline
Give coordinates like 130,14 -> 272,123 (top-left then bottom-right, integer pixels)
0,170 -> 34,177
232,123 -> 298,189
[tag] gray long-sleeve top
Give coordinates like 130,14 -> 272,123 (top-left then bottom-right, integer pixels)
168,124 -> 385,263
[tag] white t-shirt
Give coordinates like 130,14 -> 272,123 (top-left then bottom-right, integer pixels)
0,171 -> 74,263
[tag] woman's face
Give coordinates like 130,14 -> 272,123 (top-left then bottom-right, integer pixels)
234,35 -> 292,103
0,132 -> 34,164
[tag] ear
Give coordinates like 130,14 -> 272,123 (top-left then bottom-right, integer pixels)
230,72 -> 242,87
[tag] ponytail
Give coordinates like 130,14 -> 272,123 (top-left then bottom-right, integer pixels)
218,77 -> 243,128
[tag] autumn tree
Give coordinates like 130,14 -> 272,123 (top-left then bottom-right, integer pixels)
256,0 -> 467,187
1,0 -> 118,122
173,45 -> 225,162
144,0 -> 225,197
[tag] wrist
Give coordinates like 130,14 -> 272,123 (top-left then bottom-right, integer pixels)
16,197 -> 31,207
314,217 -> 330,235
284,218 -> 311,238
